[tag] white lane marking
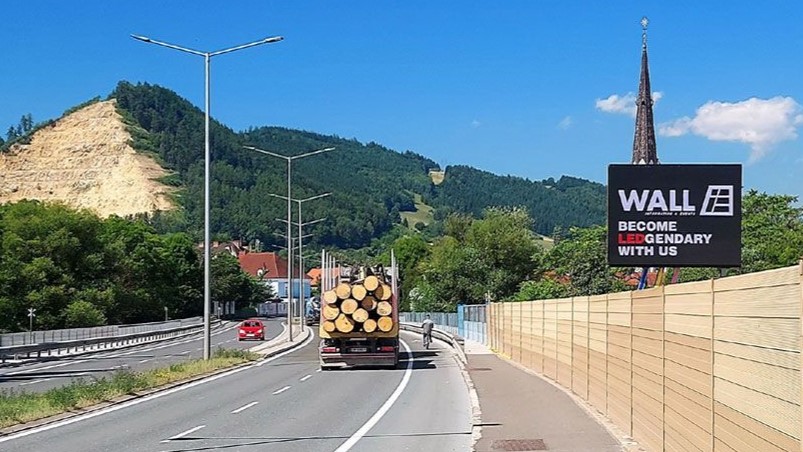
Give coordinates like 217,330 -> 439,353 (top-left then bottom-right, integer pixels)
138,359 -> 150,363
160,424 -> 206,443
7,360 -> 88,375
0,329 -> 313,444
231,401 -> 259,414
19,378 -> 51,386
272,385 -> 291,395
333,340 -> 413,452
299,374 -> 312,382
196,348 -> 202,351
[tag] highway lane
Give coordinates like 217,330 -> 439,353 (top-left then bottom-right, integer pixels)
0,330 -> 473,452
0,317 -> 285,393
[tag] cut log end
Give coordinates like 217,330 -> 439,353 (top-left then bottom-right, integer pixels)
360,296 -> 377,311
322,290 -> 339,305
352,308 -> 369,323
376,301 -> 392,316
322,304 -> 340,321
335,282 -> 352,299
377,316 -> 394,332
364,275 -> 380,291
351,284 -> 367,301
322,321 -> 336,333
374,283 -> 392,301
341,298 -> 358,315
363,318 -> 377,333
335,313 -> 355,333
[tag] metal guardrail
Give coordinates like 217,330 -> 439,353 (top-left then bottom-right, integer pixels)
0,319 -> 218,363
0,316 -> 204,347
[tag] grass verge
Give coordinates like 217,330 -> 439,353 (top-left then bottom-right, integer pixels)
0,347 -> 258,429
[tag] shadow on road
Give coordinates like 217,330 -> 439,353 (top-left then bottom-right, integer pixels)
0,367 -> 127,382
163,430 -> 473,451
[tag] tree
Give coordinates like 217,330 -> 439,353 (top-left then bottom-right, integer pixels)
513,279 -> 569,301
64,300 -> 106,327
464,207 -> 542,299
543,225 -> 627,296
741,190 -> 803,272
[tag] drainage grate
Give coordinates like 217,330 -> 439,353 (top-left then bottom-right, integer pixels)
469,367 -> 493,371
491,439 -> 547,451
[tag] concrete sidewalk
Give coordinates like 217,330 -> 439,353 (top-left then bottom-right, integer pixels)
465,339 -> 624,452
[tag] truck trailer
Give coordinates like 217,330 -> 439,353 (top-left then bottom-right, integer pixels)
318,251 -> 399,370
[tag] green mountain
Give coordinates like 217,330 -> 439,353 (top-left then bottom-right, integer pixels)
110,81 -> 605,250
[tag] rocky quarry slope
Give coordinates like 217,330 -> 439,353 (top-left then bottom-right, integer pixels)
0,100 -> 175,217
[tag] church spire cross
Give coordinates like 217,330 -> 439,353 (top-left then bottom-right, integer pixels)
631,16 -> 658,165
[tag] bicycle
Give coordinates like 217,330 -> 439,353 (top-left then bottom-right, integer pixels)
422,331 -> 431,349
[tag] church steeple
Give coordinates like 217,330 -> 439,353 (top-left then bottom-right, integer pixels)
632,16 -> 658,165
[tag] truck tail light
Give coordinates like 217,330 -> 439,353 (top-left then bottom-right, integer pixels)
321,347 -> 339,353
378,346 -> 395,352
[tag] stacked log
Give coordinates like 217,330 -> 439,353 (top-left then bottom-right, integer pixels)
320,274 -> 394,334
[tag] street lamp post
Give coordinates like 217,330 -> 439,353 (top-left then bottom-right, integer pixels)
132,33 -> 283,360
243,146 -> 334,340
270,192 -> 330,329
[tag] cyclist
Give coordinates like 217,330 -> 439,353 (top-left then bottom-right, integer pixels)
421,315 -> 434,349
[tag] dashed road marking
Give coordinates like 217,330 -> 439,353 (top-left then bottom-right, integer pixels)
231,401 -> 259,414
272,385 -> 291,395
300,374 -> 312,382
161,425 -> 205,443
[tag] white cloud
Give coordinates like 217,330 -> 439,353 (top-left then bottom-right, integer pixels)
595,92 -> 663,117
558,116 -> 573,130
470,119 -> 481,128
658,96 -> 803,162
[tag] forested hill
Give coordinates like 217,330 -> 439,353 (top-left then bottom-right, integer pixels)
110,81 -> 604,249
430,166 -> 606,234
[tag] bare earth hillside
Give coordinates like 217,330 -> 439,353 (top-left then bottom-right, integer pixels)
0,100 -> 175,217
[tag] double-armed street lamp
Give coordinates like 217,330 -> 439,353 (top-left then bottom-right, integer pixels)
132,33 -> 283,360
274,195 -> 330,333
243,145 -> 334,340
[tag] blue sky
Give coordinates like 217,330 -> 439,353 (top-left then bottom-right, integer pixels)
2,2 -> 803,198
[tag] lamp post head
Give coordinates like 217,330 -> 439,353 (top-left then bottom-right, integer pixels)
263,36 -> 284,44
131,34 -> 152,43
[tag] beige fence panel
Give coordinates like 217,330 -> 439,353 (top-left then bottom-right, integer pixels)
521,301 -> 534,369
557,297 -> 574,387
502,302 -> 514,358
664,280 -> 714,452
486,263 -> 802,451
543,298 -> 559,380
532,299 -> 545,373
632,287 -> 665,452
588,294 -> 608,415
607,290 -> 633,436
510,302 -> 522,363
573,296 -> 590,400
713,266 -> 800,451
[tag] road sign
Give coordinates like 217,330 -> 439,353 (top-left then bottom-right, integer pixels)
28,308 -> 36,318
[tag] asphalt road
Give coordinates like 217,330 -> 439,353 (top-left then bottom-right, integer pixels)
0,317 -> 285,393
0,330 -> 473,452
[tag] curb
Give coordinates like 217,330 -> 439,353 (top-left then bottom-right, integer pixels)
0,326 -> 310,437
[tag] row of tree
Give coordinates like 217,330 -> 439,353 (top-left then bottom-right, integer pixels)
389,190 -> 803,312
0,201 -> 271,333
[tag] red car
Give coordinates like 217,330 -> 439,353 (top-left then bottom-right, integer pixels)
238,319 -> 265,341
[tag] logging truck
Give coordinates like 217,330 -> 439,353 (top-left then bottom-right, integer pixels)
318,253 -> 399,370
